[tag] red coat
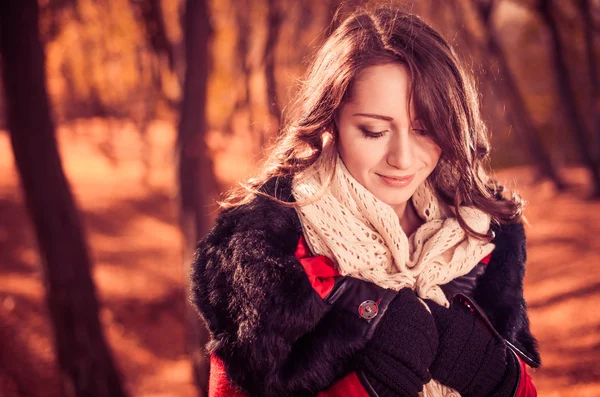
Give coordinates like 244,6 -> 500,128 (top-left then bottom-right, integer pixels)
205,236 -> 537,397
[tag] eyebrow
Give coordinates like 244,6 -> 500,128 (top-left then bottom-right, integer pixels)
352,113 -> 394,121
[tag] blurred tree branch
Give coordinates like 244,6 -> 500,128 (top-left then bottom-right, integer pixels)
131,0 -> 182,114
467,0 -> 566,190
40,0 -> 79,41
579,0 -> 600,170
538,0 -> 600,197
223,1 -> 254,136
129,0 -> 176,72
264,0 -> 284,132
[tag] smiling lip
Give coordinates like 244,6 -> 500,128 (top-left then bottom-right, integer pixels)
378,173 -> 415,187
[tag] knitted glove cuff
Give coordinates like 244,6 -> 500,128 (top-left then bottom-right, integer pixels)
470,348 -> 520,397
461,336 -> 508,396
360,350 -> 427,397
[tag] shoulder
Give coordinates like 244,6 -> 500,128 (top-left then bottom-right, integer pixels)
190,175 -> 320,334
190,178 -> 343,395
200,175 -> 302,254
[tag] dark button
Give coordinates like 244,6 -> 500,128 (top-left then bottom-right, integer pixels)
358,300 -> 378,320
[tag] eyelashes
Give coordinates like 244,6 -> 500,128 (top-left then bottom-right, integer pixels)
358,126 -> 430,139
359,126 -> 387,139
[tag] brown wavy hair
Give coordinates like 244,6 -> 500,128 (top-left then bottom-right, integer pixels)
220,7 -> 524,239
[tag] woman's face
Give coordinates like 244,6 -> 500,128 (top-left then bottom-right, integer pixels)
336,63 -> 442,215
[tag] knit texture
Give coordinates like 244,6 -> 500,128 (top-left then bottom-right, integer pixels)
483,350 -> 519,397
292,155 -> 496,397
361,289 -> 439,397
292,155 -> 495,307
426,301 -> 513,397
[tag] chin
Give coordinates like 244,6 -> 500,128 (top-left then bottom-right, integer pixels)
371,187 -> 414,208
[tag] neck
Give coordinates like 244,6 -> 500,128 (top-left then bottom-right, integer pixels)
398,200 -> 422,236
392,201 -> 408,219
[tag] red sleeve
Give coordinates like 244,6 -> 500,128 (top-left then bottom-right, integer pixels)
317,372 -> 371,397
296,236 -> 372,397
208,349 -> 372,397
208,355 -> 249,397
515,356 -> 537,397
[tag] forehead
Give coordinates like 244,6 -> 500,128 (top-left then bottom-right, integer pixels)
347,63 -> 412,114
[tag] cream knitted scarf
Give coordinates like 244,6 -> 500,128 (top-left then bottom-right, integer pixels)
292,155 -> 495,397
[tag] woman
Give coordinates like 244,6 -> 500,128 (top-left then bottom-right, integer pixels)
190,7 -> 541,397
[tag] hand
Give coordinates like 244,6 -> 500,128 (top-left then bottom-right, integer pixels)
426,300 -> 520,397
358,288 -> 439,397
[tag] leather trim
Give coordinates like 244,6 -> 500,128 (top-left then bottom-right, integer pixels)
506,340 -> 541,369
440,261 -> 487,300
365,288 -> 397,340
325,276 -> 397,341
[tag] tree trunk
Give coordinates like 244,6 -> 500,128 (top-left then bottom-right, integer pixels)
0,2 -> 128,397
538,0 -> 600,197
264,0 -> 283,131
177,0 -> 215,395
224,2 -> 254,136
471,0 -> 566,190
131,0 -> 176,71
579,0 -> 600,177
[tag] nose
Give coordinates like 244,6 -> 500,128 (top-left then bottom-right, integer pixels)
386,129 -> 414,170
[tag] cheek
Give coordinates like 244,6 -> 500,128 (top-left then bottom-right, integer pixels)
339,138 -> 385,174
419,141 -> 442,169
429,148 -> 442,168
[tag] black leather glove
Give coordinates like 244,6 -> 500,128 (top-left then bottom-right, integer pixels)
426,300 -> 520,397
358,288 -> 439,397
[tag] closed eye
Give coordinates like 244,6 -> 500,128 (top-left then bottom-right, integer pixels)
359,126 -> 388,139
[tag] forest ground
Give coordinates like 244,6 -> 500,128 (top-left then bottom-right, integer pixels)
0,121 -> 599,397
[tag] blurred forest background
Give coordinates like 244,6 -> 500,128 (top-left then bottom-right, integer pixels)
0,0 -> 599,396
